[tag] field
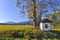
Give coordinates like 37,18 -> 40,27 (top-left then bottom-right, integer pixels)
0,25 -> 34,31
0,25 -> 60,40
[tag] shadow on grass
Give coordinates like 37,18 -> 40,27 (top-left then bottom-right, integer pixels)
49,30 -> 60,38
36,30 -> 60,40
41,30 -> 60,39
0,30 -> 60,40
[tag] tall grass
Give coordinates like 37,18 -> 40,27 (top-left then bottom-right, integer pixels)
0,25 -> 60,40
0,25 -> 34,31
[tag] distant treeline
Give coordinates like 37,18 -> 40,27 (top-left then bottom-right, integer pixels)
0,23 -> 33,25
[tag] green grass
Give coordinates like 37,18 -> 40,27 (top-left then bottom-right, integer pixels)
0,25 -> 34,31
0,25 -> 60,40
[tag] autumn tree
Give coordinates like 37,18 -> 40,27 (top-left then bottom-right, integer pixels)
16,0 -> 60,28
45,9 -> 60,28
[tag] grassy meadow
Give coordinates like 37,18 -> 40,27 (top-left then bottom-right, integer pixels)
0,25 -> 34,31
0,25 -> 60,40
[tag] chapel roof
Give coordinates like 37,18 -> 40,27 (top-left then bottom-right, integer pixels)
41,19 -> 53,23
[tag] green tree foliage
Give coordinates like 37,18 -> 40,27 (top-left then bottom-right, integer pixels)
16,0 -> 60,28
45,10 -> 60,28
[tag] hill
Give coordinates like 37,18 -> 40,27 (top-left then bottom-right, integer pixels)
0,21 -> 33,25
17,21 -> 33,25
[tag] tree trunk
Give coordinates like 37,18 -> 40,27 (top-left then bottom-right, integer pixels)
37,10 -> 42,28
33,0 -> 37,28
37,14 -> 41,28
37,15 -> 40,28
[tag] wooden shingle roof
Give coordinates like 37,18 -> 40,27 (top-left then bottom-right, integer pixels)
41,19 -> 53,23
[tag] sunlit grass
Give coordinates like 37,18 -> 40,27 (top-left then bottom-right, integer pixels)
0,25 -> 34,31
0,25 -> 60,31
52,26 -> 60,31
0,25 -> 60,40
0,25 -> 60,32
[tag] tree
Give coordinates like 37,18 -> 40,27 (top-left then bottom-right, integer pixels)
16,0 -> 60,28
45,10 -> 60,28
45,13 -> 57,20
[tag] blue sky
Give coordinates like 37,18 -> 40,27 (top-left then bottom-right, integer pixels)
0,0 -> 60,23
0,0 -> 29,23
